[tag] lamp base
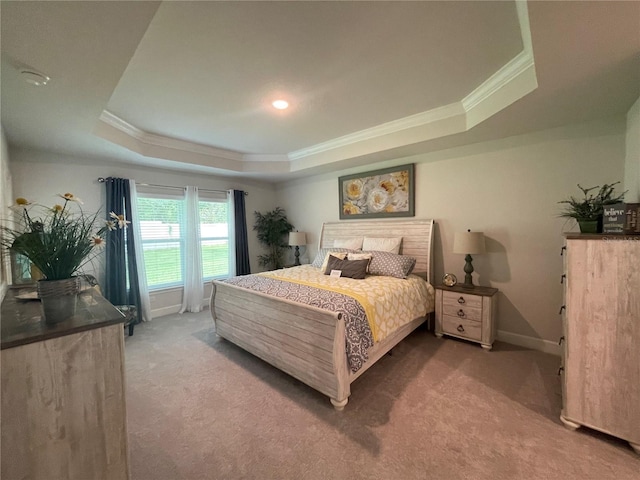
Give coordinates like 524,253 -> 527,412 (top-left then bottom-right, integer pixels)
463,254 -> 475,287
294,246 -> 301,266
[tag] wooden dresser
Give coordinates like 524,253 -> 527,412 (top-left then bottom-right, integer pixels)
560,234 -> 640,454
1,287 -> 130,479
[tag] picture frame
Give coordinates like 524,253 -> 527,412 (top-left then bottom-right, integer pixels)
339,164 -> 415,219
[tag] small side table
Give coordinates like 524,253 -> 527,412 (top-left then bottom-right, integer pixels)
115,305 -> 137,336
434,284 -> 498,350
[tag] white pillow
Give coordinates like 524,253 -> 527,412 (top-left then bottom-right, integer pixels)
333,237 -> 363,250
346,252 -> 373,272
320,252 -> 348,272
362,236 -> 402,254
311,247 -> 354,268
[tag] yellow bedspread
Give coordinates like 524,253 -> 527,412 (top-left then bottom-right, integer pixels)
259,265 -> 435,343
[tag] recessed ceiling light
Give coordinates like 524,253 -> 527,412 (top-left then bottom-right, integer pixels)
272,99 -> 289,110
20,69 -> 50,86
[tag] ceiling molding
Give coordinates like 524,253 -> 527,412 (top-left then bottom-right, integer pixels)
287,102 -> 465,161
98,110 -> 243,161
95,1 -> 538,176
462,50 -> 534,113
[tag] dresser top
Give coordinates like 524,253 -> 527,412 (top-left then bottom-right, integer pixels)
435,284 -> 498,296
1,287 -> 125,350
564,233 -> 640,241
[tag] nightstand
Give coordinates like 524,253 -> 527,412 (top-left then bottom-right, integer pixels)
434,284 -> 498,350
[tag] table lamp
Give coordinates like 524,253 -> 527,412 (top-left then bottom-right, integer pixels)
453,230 -> 486,287
289,231 -> 307,266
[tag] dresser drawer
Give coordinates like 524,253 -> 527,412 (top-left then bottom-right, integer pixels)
442,303 -> 481,322
442,290 -> 482,309
441,315 -> 482,341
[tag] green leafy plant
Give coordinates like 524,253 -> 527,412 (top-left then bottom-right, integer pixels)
558,182 -> 626,221
253,207 -> 294,270
1,193 -> 129,280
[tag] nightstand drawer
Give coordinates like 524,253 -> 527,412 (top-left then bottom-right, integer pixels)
441,315 -> 482,341
442,290 -> 482,309
442,304 -> 481,322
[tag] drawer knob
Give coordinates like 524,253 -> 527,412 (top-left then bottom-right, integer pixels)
457,309 -> 465,318
457,296 -> 465,304
558,336 -> 565,345
560,246 -> 566,256
457,325 -> 465,333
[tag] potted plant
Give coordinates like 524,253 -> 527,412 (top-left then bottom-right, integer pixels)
253,207 -> 294,270
558,182 -> 626,233
1,193 -> 129,323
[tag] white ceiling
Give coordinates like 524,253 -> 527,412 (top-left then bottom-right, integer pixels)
1,1 -> 639,183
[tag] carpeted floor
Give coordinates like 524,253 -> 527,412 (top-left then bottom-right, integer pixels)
124,310 -> 638,480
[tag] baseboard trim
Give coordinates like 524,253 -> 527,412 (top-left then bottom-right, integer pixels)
150,304 -> 181,319
150,299 -> 210,319
497,330 -> 561,356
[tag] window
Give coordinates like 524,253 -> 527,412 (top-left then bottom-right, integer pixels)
136,188 -> 230,290
199,199 -> 229,280
137,195 -> 185,290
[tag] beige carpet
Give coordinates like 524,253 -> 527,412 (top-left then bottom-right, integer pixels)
124,310 -> 638,480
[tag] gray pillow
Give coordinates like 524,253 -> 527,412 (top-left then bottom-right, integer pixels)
323,255 -> 369,279
366,251 -> 417,279
311,247 -> 356,268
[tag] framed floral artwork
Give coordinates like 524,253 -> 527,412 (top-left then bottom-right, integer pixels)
339,164 -> 415,219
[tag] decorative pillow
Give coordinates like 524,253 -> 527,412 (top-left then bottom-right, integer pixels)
362,236 -> 402,254
366,251 -> 416,279
324,255 -> 369,279
333,237 -> 364,250
320,252 -> 348,272
346,252 -> 373,272
310,247 -> 354,269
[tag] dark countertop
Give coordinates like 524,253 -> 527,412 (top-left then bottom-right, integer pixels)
1,286 -> 125,350
435,284 -> 499,297
564,233 -> 640,240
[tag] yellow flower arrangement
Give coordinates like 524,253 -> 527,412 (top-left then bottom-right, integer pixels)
1,193 -> 129,280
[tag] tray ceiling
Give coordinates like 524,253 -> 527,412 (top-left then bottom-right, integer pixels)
1,1 -> 639,181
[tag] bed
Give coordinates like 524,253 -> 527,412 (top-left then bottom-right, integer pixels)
210,219 -> 435,410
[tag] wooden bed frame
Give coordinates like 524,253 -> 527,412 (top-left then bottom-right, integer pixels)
210,219 -> 434,410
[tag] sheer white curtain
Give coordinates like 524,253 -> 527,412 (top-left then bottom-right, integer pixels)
128,180 -> 152,322
227,190 -> 237,277
180,186 -> 204,313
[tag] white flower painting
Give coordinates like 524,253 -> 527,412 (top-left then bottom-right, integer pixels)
339,164 -> 414,219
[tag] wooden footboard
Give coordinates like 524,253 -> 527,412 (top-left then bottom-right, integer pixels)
211,280 -> 351,409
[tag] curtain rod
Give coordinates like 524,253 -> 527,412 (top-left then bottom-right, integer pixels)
96,178 -> 247,195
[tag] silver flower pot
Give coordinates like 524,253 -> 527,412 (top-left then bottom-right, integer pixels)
37,277 -> 80,324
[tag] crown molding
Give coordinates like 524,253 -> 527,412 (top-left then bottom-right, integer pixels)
287,102 -> 465,161
97,1 -> 537,176
98,110 -> 243,161
462,50 -> 534,112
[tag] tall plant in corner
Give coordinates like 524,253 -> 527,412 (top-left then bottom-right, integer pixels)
253,207 -> 294,270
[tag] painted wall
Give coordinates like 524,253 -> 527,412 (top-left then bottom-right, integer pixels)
624,96 -> 640,203
0,126 -> 13,300
9,148 -> 278,316
276,118 -> 627,352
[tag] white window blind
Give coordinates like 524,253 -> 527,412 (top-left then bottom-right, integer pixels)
136,186 -> 230,290
136,192 -> 185,290
199,198 -> 229,280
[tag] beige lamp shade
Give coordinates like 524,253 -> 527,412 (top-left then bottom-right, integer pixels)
289,231 -> 307,246
453,231 -> 486,255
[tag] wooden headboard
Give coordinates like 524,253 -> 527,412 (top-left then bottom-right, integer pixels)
319,219 -> 435,284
